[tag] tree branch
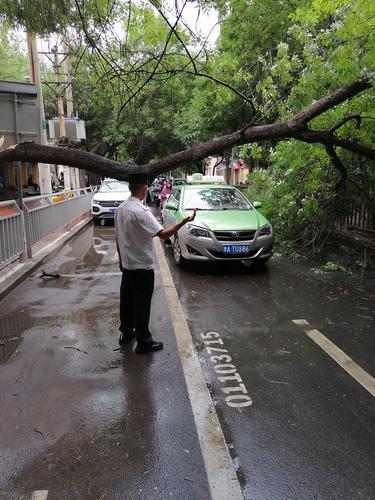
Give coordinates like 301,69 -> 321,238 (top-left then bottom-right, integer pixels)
329,113 -> 362,133
325,144 -> 347,189
116,0 -> 188,117
0,74 -> 373,179
184,70 -> 257,115
153,3 -> 198,73
289,72 -> 374,127
0,143 -> 135,180
293,129 -> 375,159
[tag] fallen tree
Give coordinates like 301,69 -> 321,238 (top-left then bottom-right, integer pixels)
1,73 -> 374,180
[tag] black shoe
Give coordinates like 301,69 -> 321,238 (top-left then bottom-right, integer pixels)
119,330 -> 135,346
135,341 -> 163,353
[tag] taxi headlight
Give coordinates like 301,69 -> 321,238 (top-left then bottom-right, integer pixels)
258,224 -> 272,236
187,224 -> 211,238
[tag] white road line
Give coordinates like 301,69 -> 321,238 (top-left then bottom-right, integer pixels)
154,238 -> 243,500
31,491 -> 48,500
293,319 -> 375,397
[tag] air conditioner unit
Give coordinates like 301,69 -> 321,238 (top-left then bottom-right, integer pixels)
48,118 -> 86,141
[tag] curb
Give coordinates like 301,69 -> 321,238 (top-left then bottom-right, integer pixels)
0,216 -> 92,301
154,238 -> 244,500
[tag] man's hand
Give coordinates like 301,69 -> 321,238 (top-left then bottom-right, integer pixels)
157,209 -> 197,241
182,208 -> 197,224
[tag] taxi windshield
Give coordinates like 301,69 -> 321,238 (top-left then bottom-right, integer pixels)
99,181 -> 129,192
183,188 -> 252,211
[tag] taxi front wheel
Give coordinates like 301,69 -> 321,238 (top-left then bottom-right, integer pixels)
173,235 -> 186,267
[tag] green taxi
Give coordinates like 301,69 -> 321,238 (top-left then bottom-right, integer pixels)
161,174 -> 273,266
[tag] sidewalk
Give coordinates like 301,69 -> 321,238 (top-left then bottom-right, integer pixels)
0,213 -> 92,301
0,223 -> 241,499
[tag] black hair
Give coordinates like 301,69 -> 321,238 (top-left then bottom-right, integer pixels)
129,183 -> 147,194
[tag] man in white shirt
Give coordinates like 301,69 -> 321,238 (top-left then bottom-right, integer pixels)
115,173 -> 196,353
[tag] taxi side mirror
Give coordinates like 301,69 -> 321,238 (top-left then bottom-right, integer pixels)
165,200 -> 177,210
253,201 -> 262,209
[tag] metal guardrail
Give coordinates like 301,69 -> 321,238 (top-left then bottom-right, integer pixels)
0,200 -> 24,267
336,186 -> 375,233
0,187 -> 97,269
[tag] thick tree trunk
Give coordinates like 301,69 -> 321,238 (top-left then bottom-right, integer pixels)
0,73 -> 373,180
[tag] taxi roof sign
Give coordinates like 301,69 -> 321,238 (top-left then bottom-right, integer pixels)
186,174 -> 226,184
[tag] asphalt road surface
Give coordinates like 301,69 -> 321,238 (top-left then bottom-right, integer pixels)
0,221 -> 374,499
163,238 -> 375,499
0,224 -> 212,500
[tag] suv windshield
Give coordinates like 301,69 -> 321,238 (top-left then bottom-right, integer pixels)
183,187 -> 252,211
99,181 -> 129,193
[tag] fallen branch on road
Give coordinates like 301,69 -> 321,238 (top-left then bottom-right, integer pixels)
63,346 -> 88,354
0,73 -> 373,179
40,269 -> 60,279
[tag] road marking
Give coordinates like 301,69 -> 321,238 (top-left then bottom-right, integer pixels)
31,491 -> 48,500
154,238 -> 243,500
202,331 -> 252,408
293,319 -> 375,397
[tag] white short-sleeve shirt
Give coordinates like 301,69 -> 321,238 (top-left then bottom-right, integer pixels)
115,196 -> 163,270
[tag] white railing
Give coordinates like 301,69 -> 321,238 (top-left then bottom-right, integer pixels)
0,187 -> 97,269
0,200 -> 24,267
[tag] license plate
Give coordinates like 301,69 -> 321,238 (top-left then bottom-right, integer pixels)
109,208 -> 117,214
223,244 -> 250,254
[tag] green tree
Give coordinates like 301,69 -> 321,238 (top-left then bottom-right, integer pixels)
64,4 -> 194,163
0,26 -> 29,81
0,0 -> 373,252
243,0 -> 375,247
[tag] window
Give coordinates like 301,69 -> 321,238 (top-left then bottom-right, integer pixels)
99,181 -> 129,193
183,187 -> 252,211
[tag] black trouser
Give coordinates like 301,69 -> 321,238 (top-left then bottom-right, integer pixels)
119,268 -> 155,342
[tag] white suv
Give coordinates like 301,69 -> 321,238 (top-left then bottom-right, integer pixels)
92,179 -> 131,224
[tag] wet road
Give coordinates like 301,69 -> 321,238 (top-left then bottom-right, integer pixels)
164,244 -> 375,499
0,224 -> 211,499
1,221 -> 374,499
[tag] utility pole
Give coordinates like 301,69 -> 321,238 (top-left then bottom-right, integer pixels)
51,44 -> 71,190
26,33 -> 52,195
53,45 -> 66,138
40,39 -> 85,190
63,40 -> 74,119
62,39 -> 80,189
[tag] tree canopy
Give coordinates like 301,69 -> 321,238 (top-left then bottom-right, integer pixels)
0,24 -> 29,81
0,0 -> 374,182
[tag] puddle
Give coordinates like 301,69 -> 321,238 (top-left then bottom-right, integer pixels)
0,310 -> 33,363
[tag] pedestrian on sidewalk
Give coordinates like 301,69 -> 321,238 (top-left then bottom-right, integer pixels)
115,173 -> 196,353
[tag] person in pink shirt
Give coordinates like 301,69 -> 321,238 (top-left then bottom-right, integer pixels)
159,180 -> 172,208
